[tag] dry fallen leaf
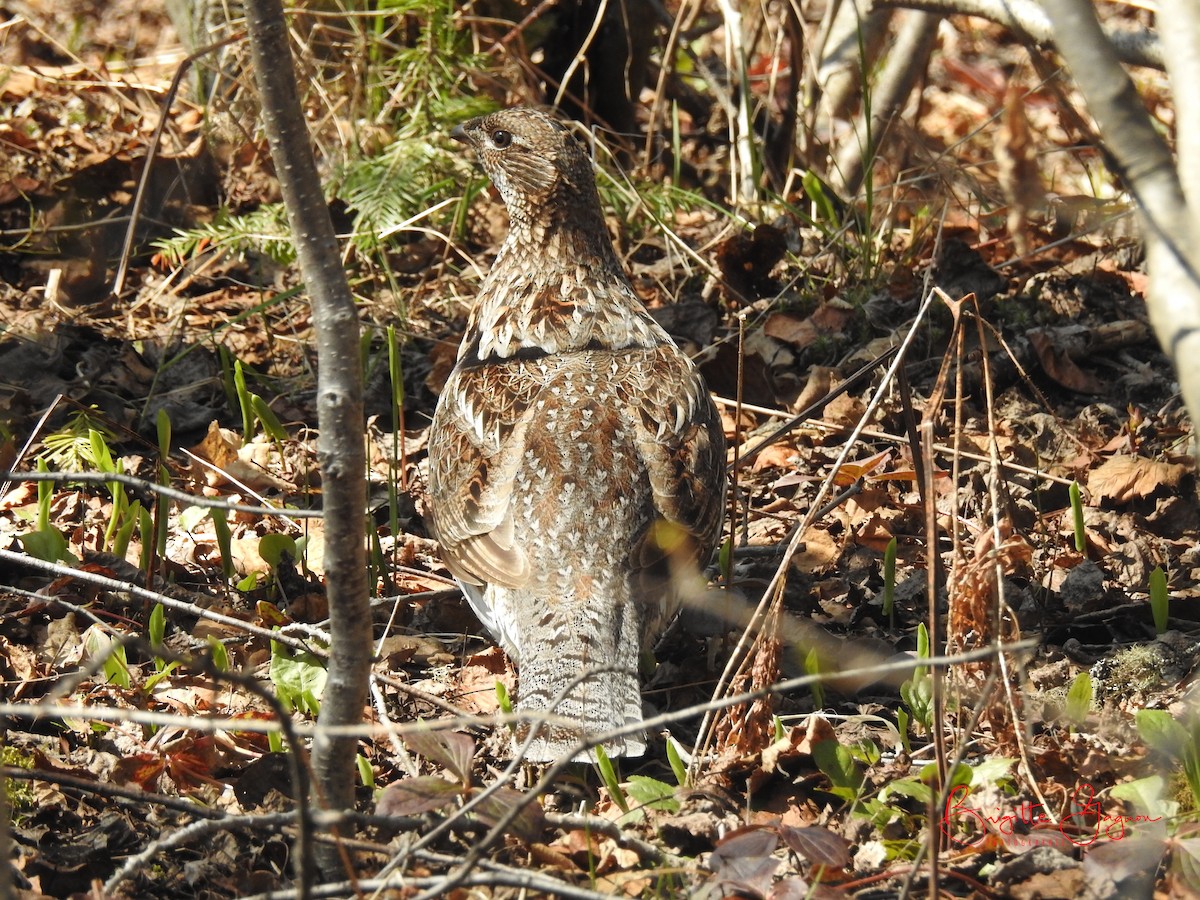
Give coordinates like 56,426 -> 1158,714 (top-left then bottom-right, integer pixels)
1088,454 -> 1189,504
380,634 -> 454,668
189,423 -> 295,493
448,648 -> 512,715
1028,329 -> 1105,394
790,527 -> 840,574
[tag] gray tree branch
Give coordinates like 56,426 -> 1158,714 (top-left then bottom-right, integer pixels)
833,9 -> 941,196
1158,1 -> 1200,239
873,0 -> 1162,69
1041,0 -> 1200,462
244,0 -> 373,882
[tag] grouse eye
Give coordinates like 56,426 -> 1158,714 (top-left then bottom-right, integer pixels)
490,129 -> 513,148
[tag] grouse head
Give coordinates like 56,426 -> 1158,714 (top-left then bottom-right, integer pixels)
451,107 -> 603,230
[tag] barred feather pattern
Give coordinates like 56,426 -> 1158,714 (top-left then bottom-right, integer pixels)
427,108 -> 726,761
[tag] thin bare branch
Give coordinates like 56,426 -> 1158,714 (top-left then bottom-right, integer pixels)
874,0 -> 1163,69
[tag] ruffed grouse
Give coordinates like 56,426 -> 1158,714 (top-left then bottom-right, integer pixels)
427,107 -> 726,761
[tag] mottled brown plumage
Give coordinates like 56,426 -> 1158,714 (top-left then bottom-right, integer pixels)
427,107 -> 726,761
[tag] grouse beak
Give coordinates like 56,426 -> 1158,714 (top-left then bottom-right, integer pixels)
450,123 -> 470,145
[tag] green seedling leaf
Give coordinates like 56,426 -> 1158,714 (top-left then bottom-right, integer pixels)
1136,710 -> 1200,808
813,739 -> 862,794
149,602 -> 166,649
802,170 -> 840,225
402,728 -> 475,785
594,745 -> 628,813
1069,480 -> 1086,553
896,708 -> 911,754
849,738 -> 881,766
897,710 -> 912,758
236,572 -> 259,592
216,346 -> 237,419
1173,837 -> 1200,890
139,505 -> 159,568
269,641 -> 327,713
298,688 -> 320,715
919,761 -> 973,790
883,777 -> 932,804
495,680 -> 513,715
1066,671 -> 1093,726
156,408 -> 172,459
88,428 -> 116,474
35,458 -> 52,530
719,535 -> 733,583
142,660 -> 180,693
855,797 -> 906,830
969,757 -> 1016,785
1149,566 -> 1169,635
901,624 -> 934,729
357,753 -> 375,790
178,505 -> 208,532
666,736 -> 688,787
882,536 -> 897,623
900,674 -> 933,730
250,394 -> 288,443
626,775 -> 680,813
82,625 -> 131,689
19,528 -> 71,563
210,508 -> 233,580
233,360 -> 253,438
1136,709 -> 1189,757
387,325 -> 405,405
112,501 -> 140,558
1110,775 -> 1174,818
207,635 -> 229,671
258,533 -> 297,569
149,602 -> 167,672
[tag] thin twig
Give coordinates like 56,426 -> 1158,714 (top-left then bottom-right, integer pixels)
2,470 -> 323,519
112,34 -> 242,297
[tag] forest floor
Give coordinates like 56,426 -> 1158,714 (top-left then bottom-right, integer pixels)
1,0 -> 1197,897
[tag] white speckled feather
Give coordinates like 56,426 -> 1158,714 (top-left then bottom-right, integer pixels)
427,107 -> 726,761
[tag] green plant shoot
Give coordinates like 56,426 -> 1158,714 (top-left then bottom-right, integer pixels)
1149,566 -> 1169,635
1069,481 -> 1086,553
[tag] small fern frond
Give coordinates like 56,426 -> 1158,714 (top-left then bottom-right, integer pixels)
338,139 -> 466,250
152,205 -> 295,267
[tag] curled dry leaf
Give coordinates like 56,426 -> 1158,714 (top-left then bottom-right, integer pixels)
1088,454 -> 1190,504
472,787 -> 546,844
189,421 -> 293,492
402,728 -> 475,783
1028,329 -> 1106,394
375,775 -> 462,817
380,633 -> 454,668
708,827 -> 781,897
777,824 -> 851,868
447,647 -> 511,716
789,527 -> 840,574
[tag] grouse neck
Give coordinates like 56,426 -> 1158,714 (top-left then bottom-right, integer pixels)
464,226 -> 664,363
499,204 -> 621,273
